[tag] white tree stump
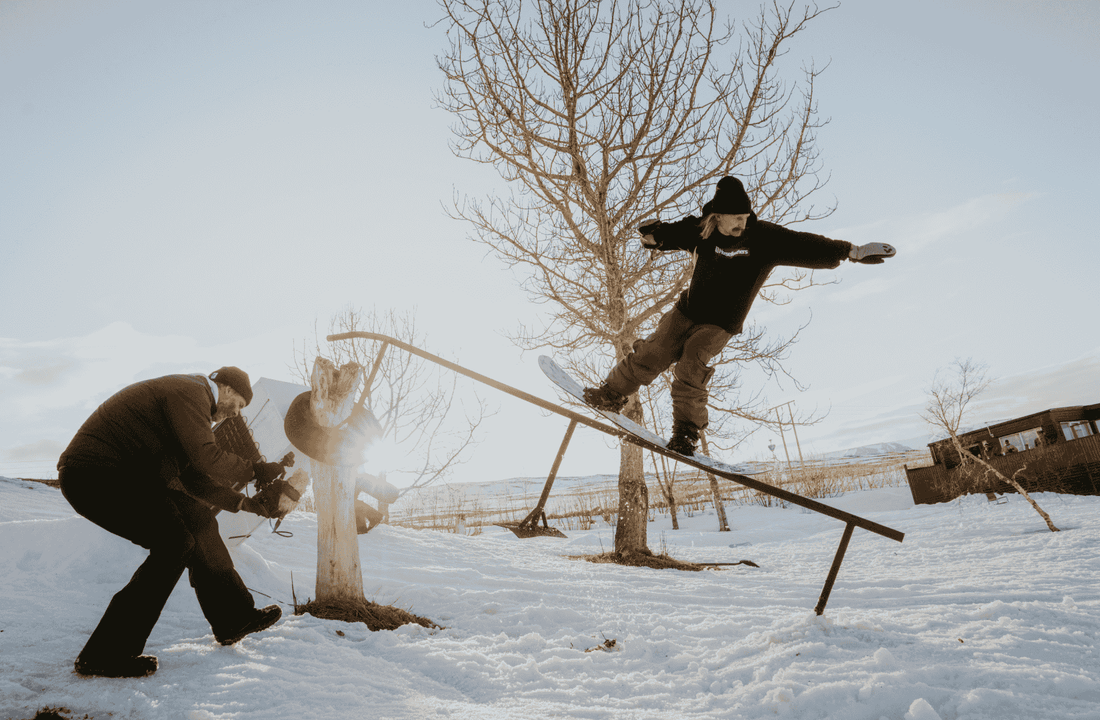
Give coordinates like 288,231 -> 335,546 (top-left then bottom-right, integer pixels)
310,357 -> 366,603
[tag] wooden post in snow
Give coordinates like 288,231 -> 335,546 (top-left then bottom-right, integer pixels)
309,357 -> 366,602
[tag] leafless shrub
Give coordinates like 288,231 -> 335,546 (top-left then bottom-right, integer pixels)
294,306 -> 490,495
922,358 -> 1059,532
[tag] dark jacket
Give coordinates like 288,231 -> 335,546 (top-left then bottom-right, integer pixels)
647,215 -> 852,334
58,374 -> 253,511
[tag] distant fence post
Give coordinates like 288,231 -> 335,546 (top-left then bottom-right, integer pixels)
770,401 -> 805,475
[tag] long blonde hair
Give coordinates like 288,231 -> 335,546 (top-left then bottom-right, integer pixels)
700,213 -> 721,240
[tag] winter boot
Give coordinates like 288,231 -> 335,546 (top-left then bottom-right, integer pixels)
215,604 -> 282,646
582,384 -> 628,414
667,421 -> 700,456
75,653 -> 158,678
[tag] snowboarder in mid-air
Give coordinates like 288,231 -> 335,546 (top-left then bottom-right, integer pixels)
584,176 -> 896,456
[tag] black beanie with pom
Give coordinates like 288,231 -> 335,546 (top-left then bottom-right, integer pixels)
702,176 -> 752,216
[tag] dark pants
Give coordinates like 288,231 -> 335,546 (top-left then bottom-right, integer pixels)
606,306 -> 733,430
60,467 -> 256,659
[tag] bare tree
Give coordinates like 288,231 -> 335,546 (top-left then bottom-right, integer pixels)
436,0 -> 838,559
293,307 -> 489,495
922,358 -> 1059,532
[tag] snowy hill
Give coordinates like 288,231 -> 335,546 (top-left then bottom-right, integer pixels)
2,476 -> 1098,719
819,440 -> 922,459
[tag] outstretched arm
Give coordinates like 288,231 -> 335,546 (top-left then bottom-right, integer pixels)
636,216 -> 702,253
764,222 -> 852,269
764,223 -> 897,269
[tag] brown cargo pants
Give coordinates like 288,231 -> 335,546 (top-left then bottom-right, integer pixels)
605,306 -> 733,430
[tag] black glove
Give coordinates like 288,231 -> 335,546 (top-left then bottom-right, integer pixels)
240,495 -> 280,519
252,461 -> 284,487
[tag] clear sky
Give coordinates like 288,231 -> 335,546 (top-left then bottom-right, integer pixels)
2,0 -> 1098,483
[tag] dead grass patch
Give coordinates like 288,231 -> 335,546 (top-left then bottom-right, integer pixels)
570,549 -> 709,571
294,597 -> 438,632
21,709 -> 92,720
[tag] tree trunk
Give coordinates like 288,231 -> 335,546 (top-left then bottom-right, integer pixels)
310,357 -> 367,602
653,455 -> 680,530
614,398 -> 650,556
708,474 -> 730,531
699,436 -> 730,532
1003,471 -> 1060,533
658,469 -> 679,531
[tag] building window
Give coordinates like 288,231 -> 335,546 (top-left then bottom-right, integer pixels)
1019,428 -> 1042,450
997,428 -> 1043,453
1061,421 -> 1094,441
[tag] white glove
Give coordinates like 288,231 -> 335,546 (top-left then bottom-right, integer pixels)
849,242 -> 896,264
638,220 -> 661,249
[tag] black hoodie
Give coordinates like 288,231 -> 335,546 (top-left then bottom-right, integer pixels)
645,214 -> 852,334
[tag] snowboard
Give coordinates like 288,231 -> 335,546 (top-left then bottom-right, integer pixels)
538,355 -> 761,477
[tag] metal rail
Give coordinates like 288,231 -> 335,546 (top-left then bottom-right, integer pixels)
329,332 -> 634,439
327,331 -> 906,613
328,331 -> 904,542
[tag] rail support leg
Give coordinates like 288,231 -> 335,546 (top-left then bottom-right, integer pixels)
516,418 -> 577,531
364,341 -> 390,395
815,521 -> 855,616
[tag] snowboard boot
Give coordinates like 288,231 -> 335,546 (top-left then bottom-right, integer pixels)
582,384 -> 628,414
215,604 -> 282,646
667,421 -> 700,456
75,653 -> 158,678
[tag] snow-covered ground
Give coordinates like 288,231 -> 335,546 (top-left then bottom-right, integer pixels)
2,476 -> 1097,720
